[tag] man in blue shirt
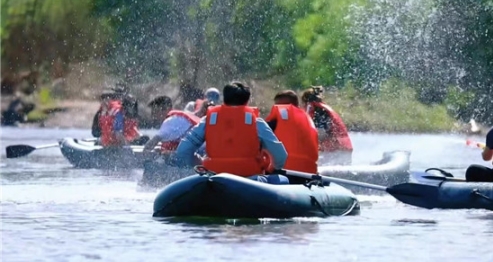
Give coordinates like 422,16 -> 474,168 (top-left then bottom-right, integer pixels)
168,82 -> 289,184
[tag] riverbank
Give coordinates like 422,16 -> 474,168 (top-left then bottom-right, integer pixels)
9,85 -> 475,134
0,61 -> 477,133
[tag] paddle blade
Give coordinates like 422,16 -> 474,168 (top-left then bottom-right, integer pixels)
6,145 -> 36,158
386,183 -> 440,209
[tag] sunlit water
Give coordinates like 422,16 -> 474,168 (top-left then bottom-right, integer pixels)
1,127 -> 492,262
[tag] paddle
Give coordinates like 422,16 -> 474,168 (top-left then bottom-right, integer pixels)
277,169 -> 440,209
466,139 -> 486,149
6,137 -> 99,158
6,143 -> 59,158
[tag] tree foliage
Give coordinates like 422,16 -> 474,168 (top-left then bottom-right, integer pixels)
2,0 -> 493,123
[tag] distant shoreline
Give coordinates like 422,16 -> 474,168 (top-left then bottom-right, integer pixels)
12,98 -> 480,136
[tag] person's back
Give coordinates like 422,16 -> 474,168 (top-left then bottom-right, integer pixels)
266,91 -> 318,173
203,104 -> 263,176
160,109 -> 200,152
170,82 -> 288,184
301,86 -> 352,165
143,96 -> 200,154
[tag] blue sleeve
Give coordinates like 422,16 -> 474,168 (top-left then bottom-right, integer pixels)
113,111 -> 124,132
486,128 -> 493,149
256,118 -> 287,169
169,116 -> 207,167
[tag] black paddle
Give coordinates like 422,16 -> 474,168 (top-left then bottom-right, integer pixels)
6,143 -> 60,158
277,169 -> 441,209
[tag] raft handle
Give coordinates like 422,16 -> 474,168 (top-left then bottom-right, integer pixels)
425,168 -> 454,178
471,189 -> 493,203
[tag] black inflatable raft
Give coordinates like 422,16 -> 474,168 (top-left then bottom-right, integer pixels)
58,137 -> 148,169
408,169 -> 493,210
153,169 -> 360,219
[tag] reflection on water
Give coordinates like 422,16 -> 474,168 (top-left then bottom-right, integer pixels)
161,217 -> 321,244
1,128 -> 493,261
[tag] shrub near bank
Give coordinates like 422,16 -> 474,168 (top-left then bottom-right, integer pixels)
326,81 -> 457,133
251,79 -> 457,133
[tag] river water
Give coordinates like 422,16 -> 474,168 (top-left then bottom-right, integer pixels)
1,127 -> 492,262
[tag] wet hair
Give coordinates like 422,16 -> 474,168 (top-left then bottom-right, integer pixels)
274,90 -> 299,107
223,81 -> 251,106
148,96 -> 173,110
301,86 -> 324,103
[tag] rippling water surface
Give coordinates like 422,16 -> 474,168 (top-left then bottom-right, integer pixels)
1,127 -> 492,262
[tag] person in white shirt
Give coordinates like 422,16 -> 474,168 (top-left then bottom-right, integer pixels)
143,96 -> 200,154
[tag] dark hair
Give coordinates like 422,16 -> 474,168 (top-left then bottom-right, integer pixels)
274,90 -> 299,106
123,95 -> 139,118
148,96 -> 172,109
301,86 -> 324,103
223,81 -> 251,106
100,90 -> 121,100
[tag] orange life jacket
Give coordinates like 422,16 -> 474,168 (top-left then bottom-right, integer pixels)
306,102 -> 353,152
265,104 -> 318,173
160,110 -> 200,152
99,100 -> 123,146
123,118 -> 140,142
202,105 -> 265,176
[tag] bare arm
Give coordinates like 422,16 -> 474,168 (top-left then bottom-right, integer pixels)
144,135 -> 162,151
483,129 -> 493,161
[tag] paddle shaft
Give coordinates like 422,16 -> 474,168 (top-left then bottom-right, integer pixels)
282,169 -> 387,191
35,143 -> 60,149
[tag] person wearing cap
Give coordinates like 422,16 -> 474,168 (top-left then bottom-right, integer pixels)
183,87 -> 221,115
92,87 -> 145,146
168,82 -> 289,184
301,86 -> 353,165
143,95 -> 201,155
94,89 -> 128,147
91,89 -> 122,139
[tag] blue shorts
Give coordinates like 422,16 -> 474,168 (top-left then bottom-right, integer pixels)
249,174 -> 289,185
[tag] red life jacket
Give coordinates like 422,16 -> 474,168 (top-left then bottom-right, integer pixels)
202,105 -> 265,176
99,100 -> 123,146
307,102 -> 353,152
265,104 -> 318,173
123,118 -> 140,142
160,110 -> 200,152
194,99 -> 205,112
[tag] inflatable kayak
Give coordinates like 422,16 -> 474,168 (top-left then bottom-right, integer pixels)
153,169 -> 360,219
318,151 -> 411,194
408,168 -> 493,210
58,137 -> 149,169
143,150 -> 411,190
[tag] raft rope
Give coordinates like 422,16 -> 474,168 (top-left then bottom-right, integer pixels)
425,168 -> 454,178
